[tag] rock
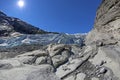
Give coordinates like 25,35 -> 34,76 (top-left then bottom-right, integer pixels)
71,45 -> 82,55
15,49 -> 50,65
84,46 -> 93,53
0,64 -> 60,80
99,67 -> 107,74
56,58 -> 87,79
35,56 -> 47,65
91,77 -> 99,80
0,11 -> 47,36
52,50 -> 71,68
82,45 -> 97,58
15,56 -> 35,64
0,25 -> 13,36
76,73 -> 86,80
64,75 -> 75,80
86,0 -> 120,44
0,63 -> 13,70
47,44 -> 71,57
89,46 -> 120,79
27,65 -> 60,80
17,49 -> 48,57
0,59 -> 22,67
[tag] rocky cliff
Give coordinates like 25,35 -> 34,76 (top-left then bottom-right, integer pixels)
0,0 -> 120,80
85,0 -> 120,80
86,0 -> 120,45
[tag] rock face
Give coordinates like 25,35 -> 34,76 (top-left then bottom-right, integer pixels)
85,0 -> 120,80
0,0 -> 120,80
86,0 -> 120,45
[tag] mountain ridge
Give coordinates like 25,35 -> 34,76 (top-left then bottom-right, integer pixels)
0,10 -> 48,36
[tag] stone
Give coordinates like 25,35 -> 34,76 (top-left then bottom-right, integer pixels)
26,65 -> 60,80
0,63 -> 13,70
64,75 -> 75,80
89,46 -> 120,79
52,50 -> 71,68
99,67 -> 107,74
17,49 -> 48,57
0,59 -> 22,67
47,44 -> 71,57
0,64 -> 60,80
15,56 -> 35,64
71,45 -> 82,55
76,73 -> 86,80
56,58 -> 86,79
35,57 -> 47,65
52,54 -> 68,68
91,77 -> 99,80
47,44 -> 72,68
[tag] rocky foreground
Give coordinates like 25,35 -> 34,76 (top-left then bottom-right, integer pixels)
0,0 -> 120,80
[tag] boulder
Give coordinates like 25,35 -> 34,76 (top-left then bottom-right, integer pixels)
35,56 -> 47,65
0,64 -> 60,80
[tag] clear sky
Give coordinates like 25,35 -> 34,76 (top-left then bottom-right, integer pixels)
0,0 -> 101,34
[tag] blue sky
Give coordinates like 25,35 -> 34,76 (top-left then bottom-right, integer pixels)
0,0 -> 101,34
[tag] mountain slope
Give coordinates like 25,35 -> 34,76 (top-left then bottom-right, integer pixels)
0,11 -> 86,48
0,11 -> 47,36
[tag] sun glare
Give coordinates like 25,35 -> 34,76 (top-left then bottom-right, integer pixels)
18,0 -> 24,8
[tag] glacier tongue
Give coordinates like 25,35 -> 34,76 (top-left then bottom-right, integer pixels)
0,33 -> 86,48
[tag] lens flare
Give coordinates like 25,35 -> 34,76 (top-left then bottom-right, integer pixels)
18,0 -> 24,8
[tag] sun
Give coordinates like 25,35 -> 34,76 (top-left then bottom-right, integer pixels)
18,0 -> 25,8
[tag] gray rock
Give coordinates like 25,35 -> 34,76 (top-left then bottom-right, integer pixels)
15,56 -> 35,64
35,56 -> 47,65
0,63 -> 13,70
99,67 -> 107,74
91,77 -> 99,80
0,64 -> 60,80
85,1 -> 120,79
89,46 -> 120,79
17,49 -> 48,57
27,65 -> 60,80
27,70 -> 60,80
47,44 -> 71,57
64,75 -> 75,80
76,73 -> 86,80
52,50 -> 71,68
0,59 -> 22,67
86,0 -> 120,45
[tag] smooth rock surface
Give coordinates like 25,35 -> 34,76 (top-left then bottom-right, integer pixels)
76,73 -> 86,80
